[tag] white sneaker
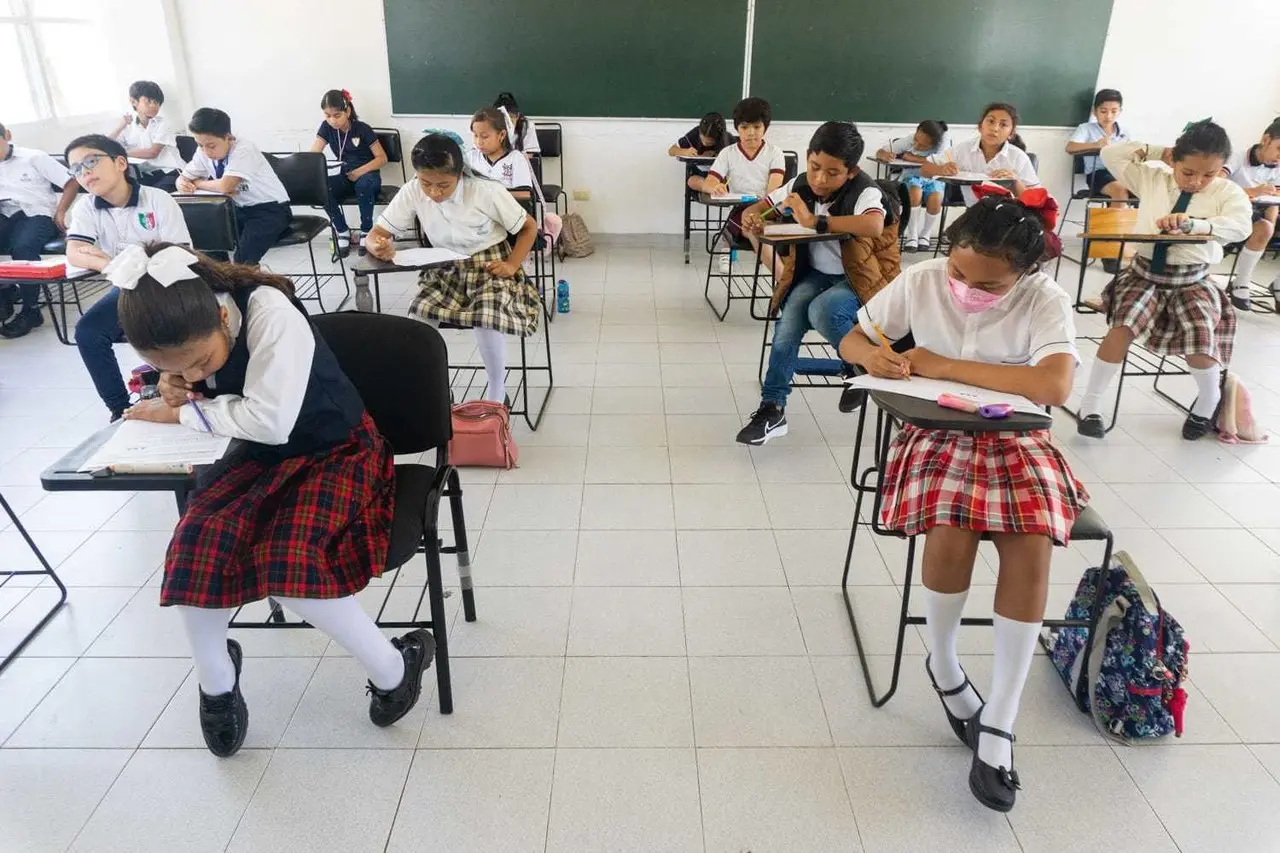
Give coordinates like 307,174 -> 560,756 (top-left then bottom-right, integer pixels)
718,255 -> 731,274
903,237 -> 918,251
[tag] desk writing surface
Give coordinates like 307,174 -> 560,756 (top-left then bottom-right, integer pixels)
869,390 -> 1052,433
41,422 -> 199,495
351,248 -> 467,274
758,230 -> 849,247
1076,232 -> 1210,244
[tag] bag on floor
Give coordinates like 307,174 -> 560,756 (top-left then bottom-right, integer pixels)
1217,371 -> 1268,444
1049,551 -> 1189,743
448,401 -> 519,469
557,212 -> 594,259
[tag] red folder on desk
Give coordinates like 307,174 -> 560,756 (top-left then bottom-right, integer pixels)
0,259 -> 66,279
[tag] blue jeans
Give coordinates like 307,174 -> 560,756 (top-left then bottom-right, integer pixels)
762,270 -> 860,406
325,171 -> 381,233
0,212 -> 58,310
76,288 -> 129,416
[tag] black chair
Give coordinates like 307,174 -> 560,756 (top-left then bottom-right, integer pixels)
309,312 -> 472,713
265,151 -> 351,312
175,134 -> 197,163
176,195 -> 238,262
371,127 -> 406,204
533,123 -> 567,212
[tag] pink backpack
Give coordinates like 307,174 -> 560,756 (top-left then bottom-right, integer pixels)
1217,372 -> 1268,444
448,401 -> 520,468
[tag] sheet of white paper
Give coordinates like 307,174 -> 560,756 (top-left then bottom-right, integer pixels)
763,224 -> 817,237
846,374 -> 1043,415
709,192 -> 756,203
79,420 -> 231,472
392,247 -> 469,267
1254,195 -> 1280,205
946,170 -> 994,182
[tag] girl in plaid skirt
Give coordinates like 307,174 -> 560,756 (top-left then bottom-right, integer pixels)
1076,120 -> 1253,440
366,133 -> 540,404
840,196 -> 1087,812
113,244 -> 432,757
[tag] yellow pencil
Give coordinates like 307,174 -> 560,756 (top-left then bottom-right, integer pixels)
870,320 -> 909,379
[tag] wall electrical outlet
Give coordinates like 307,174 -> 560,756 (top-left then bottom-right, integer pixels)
572,189 -> 591,201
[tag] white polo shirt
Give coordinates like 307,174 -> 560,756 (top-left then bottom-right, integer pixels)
116,113 -> 184,171
859,257 -> 1078,367
769,177 -> 885,275
708,141 -> 786,197
182,138 -> 289,207
66,182 -> 191,256
376,174 -> 529,257
464,147 -> 536,191
1067,120 -> 1129,176
0,145 -> 71,218
1225,144 -> 1280,192
927,136 -> 1040,206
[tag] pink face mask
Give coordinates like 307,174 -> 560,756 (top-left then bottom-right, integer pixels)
948,276 -> 1006,314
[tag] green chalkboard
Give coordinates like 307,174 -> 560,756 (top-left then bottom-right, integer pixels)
383,0 -> 747,117
749,0 -> 1114,125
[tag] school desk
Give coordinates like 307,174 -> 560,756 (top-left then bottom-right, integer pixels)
0,255 -> 100,346
865,156 -> 916,180
699,192 -> 770,321
0,489 -> 68,675
678,155 -> 724,264
351,251 -> 463,314
928,175 -> 1020,258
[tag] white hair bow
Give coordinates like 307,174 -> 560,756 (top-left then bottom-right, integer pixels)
105,244 -> 200,291
496,105 -> 518,145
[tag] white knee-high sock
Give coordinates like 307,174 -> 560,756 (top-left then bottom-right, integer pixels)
1189,365 -> 1222,418
473,327 -> 507,403
979,614 -> 1041,769
907,206 -> 924,239
178,606 -> 237,695
1078,358 -> 1122,419
275,595 -> 405,690
1234,247 -> 1265,294
920,211 -> 941,243
921,587 -> 982,719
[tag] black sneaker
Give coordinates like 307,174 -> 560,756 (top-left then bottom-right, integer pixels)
0,309 -> 43,339
1076,414 -> 1105,438
1182,412 -> 1215,441
367,628 -> 435,727
198,639 -> 248,757
1101,258 -> 1120,275
736,403 -> 787,445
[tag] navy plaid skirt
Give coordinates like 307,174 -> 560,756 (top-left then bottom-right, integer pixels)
160,413 -> 395,608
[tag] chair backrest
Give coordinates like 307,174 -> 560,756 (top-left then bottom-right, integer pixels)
265,151 -> 329,207
1083,206 -> 1139,260
529,153 -> 544,185
1027,151 -> 1039,173
1072,154 -> 1088,176
177,195 -> 238,259
371,127 -> 406,182
310,312 -> 452,455
535,123 -> 563,158
176,134 -> 197,162
783,150 -> 800,182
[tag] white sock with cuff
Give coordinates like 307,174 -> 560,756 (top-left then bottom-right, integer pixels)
1234,247 -> 1265,295
1078,358 -> 1122,419
178,606 -> 237,695
978,614 -> 1041,769
921,587 -> 982,719
1189,364 -> 1222,418
473,327 -> 508,403
275,595 -> 405,691
920,211 -> 941,243
907,207 -> 924,240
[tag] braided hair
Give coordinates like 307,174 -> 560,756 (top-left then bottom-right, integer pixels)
944,195 -> 1057,272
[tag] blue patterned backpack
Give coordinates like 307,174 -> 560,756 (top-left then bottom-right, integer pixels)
1049,551 -> 1190,742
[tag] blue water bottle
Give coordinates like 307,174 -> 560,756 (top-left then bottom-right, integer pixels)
556,279 -> 570,314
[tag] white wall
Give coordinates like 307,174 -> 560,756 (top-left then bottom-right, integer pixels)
161,0 -> 1278,233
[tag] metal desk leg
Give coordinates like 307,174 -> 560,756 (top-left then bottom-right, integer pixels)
0,491 -> 69,675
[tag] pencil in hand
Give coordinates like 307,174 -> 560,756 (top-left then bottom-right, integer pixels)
870,320 -> 909,380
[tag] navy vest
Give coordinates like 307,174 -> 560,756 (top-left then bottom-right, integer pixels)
197,286 -> 364,461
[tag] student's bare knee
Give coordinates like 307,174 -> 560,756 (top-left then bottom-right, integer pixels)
908,185 -> 922,206
990,533 -> 1052,620
1249,218 -> 1275,249
922,525 -> 982,592
1186,354 -> 1218,370
687,176 -> 705,191
925,194 -> 943,215
1104,181 -> 1127,201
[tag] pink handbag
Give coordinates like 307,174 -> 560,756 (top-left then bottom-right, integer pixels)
448,401 -> 519,468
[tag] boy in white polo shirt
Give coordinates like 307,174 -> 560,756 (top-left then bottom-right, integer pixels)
0,120 -> 78,338
64,134 -> 191,419
176,107 -> 290,266
109,81 -> 184,192
1223,117 -> 1280,307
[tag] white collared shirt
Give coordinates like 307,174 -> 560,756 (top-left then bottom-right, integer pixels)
178,286 -> 314,445
1100,141 -> 1253,266
464,147 -> 536,192
66,183 -> 191,255
116,113 -> 184,171
858,257 -> 1078,367
1225,144 -> 1280,192
0,145 -> 71,218
181,138 -> 289,207
708,141 -> 786,197
927,136 -> 1040,206
1068,120 -> 1129,175
376,174 -> 529,257
769,177 -> 885,275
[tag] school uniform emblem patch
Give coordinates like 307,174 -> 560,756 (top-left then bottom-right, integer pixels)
138,211 -> 157,230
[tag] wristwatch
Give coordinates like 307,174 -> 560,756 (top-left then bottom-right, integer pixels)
815,214 -> 830,234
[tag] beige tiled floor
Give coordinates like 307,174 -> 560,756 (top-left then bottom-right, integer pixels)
2,234 -> 1280,851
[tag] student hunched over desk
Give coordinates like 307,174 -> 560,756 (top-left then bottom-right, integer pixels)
838,196 -> 1085,813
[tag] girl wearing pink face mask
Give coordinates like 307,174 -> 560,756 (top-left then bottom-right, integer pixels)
838,195 -> 1086,814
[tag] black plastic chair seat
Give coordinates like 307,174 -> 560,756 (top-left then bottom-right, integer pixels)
376,185 -> 402,205
43,238 -> 65,254
1069,505 -> 1110,541
387,463 -> 434,569
543,183 -> 562,199
276,215 -> 330,246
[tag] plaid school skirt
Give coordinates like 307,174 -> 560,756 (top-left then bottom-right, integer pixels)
879,426 -> 1089,546
1102,256 -> 1235,364
160,413 -> 395,609
409,242 -> 541,337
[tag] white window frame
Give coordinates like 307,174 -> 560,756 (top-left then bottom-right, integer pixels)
1,1 -> 108,122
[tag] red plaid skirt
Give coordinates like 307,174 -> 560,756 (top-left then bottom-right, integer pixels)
160,413 -> 395,608
879,426 -> 1088,546
1103,257 -> 1235,364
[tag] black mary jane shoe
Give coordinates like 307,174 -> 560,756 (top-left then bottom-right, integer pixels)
1230,292 -> 1253,312
367,628 -> 436,727
1181,412 -> 1215,441
198,639 -> 248,758
925,655 -> 983,747
1076,414 -> 1105,439
967,714 -> 1021,813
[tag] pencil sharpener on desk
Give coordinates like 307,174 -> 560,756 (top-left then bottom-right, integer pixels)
128,364 -> 161,400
